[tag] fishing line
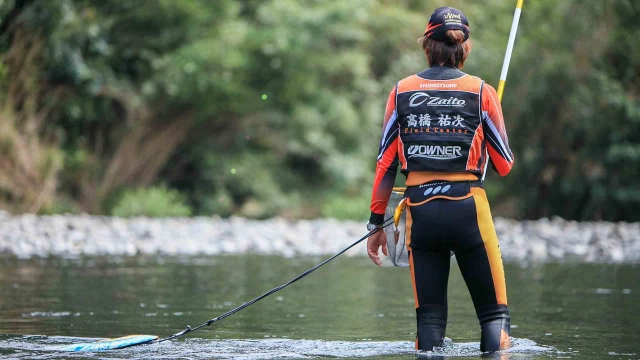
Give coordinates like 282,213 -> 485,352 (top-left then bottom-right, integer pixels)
154,216 -> 395,344
60,216 -> 394,351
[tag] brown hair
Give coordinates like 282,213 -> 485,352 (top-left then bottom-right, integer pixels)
418,29 -> 472,68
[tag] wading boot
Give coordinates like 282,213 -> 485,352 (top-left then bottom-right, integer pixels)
476,304 -> 511,352
416,304 -> 447,351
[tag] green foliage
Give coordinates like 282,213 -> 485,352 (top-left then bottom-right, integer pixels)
501,0 -> 640,220
39,195 -> 79,215
110,186 -> 192,218
1,0 -> 640,220
321,192 -> 371,220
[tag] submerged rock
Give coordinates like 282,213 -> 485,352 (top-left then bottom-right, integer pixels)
0,214 -> 637,262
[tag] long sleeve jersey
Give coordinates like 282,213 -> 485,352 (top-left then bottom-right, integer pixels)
369,67 -> 514,224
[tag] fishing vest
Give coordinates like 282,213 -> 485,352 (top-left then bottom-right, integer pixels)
396,74 -> 485,173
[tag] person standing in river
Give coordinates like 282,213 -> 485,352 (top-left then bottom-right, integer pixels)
365,6 -> 515,353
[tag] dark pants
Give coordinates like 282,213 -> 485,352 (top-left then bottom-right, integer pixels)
405,181 -> 510,352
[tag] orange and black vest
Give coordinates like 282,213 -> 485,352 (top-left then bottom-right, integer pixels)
396,74 -> 485,174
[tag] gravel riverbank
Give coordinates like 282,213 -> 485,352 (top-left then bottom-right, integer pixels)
0,212 -> 638,262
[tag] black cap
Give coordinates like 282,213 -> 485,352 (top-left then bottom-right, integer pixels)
424,6 -> 470,42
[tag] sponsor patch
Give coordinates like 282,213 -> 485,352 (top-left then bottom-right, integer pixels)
407,145 -> 462,160
409,92 -> 466,108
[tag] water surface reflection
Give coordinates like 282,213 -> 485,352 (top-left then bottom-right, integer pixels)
0,255 -> 637,359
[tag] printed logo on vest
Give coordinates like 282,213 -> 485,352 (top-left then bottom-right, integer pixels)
419,83 -> 457,89
408,92 -> 466,108
407,145 -> 462,160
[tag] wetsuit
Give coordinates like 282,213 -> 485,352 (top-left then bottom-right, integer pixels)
369,66 -> 514,352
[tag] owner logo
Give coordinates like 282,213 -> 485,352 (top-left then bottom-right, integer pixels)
408,92 -> 466,108
407,145 -> 462,160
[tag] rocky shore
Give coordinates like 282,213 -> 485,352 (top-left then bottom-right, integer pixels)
0,211 -> 638,262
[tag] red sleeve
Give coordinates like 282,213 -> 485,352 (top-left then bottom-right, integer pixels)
481,83 -> 514,176
369,86 -> 400,223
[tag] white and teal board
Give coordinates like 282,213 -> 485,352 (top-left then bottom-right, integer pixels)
58,334 -> 158,352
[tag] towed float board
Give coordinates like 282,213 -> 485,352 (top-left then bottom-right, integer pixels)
58,334 -> 158,352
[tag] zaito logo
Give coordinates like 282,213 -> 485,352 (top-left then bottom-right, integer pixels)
407,145 -> 462,160
408,92 -> 465,108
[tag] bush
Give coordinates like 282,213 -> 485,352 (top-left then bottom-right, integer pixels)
321,192 -> 370,221
39,195 -> 80,215
110,186 -> 192,217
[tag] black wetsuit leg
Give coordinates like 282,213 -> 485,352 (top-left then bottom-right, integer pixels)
406,188 -> 451,351
409,247 -> 450,350
406,183 -> 510,352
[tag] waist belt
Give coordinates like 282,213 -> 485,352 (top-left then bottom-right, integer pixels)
405,180 -> 482,206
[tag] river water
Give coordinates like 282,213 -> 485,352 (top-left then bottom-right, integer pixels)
0,255 -> 637,359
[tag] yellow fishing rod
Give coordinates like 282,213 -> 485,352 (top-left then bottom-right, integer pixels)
497,0 -> 524,102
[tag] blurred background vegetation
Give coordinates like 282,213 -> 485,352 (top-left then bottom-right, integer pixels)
0,0 -> 638,221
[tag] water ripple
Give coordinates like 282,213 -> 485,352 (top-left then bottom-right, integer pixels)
0,335 -> 556,359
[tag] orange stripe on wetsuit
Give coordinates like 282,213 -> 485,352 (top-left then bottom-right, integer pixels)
471,187 -> 508,305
